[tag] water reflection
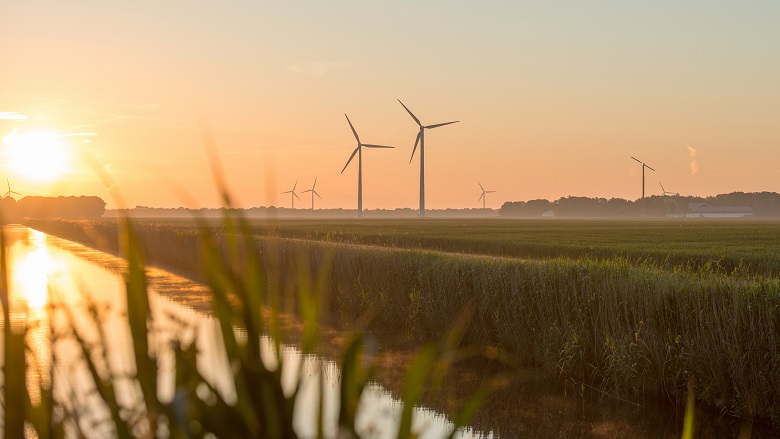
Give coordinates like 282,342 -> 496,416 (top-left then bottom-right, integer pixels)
12,229 -> 58,309
1,226 -> 485,438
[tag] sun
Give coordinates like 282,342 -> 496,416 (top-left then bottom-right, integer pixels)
3,130 -> 72,181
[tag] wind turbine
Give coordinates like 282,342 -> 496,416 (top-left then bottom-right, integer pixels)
3,179 -> 21,199
340,114 -> 393,218
301,177 -> 322,210
281,180 -> 301,209
660,182 -> 679,196
398,100 -> 459,218
631,156 -> 655,215
477,182 -> 496,210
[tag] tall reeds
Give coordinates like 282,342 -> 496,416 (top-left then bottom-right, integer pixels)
22,218 -> 780,427
3,215 -> 493,437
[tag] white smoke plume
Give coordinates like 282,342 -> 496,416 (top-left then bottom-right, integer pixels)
687,144 -> 698,176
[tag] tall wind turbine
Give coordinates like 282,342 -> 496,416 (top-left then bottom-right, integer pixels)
301,177 -> 322,210
341,114 -> 394,218
659,182 -> 679,196
281,180 -> 301,209
398,100 -> 459,218
631,156 -> 655,215
477,182 -> 496,209
3,179 -> 21,199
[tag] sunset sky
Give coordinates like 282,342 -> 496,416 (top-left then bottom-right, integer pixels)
1,1 -> 778,210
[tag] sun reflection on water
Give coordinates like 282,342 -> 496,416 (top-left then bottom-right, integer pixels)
11,229 -> 60,310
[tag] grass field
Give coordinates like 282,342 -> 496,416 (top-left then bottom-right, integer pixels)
22,217 -> 780,429
129,218 -> 780,277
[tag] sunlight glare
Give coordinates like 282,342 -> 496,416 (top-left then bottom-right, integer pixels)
3,130 -> 73,181
12,231 -> 60,309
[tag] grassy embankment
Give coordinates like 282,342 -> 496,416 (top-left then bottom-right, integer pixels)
24,218 -> 780,427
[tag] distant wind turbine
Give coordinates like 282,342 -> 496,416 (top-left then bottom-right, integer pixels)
631,156 -> 655,201
340,114 -> 394,218
659,182 -> 679,196
281,180 -> 301,209
477,182 -> 496,209
631,156 -> 655,215
301,177 -> 322,210
3,179 -> 21,199
398,100 -> 459,218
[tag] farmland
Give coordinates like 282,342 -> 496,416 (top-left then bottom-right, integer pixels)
23,217 -> 780,429
134,217 -> 780,276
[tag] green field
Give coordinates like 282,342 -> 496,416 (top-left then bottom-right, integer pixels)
22,217 -> 780,428
137,217 -> 780,277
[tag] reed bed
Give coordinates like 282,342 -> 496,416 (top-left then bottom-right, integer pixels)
5,217 -> 490,438
24,218 -> 780,427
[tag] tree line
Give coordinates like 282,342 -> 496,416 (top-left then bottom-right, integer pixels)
0,196 -> 106,222
499,191 -> 780,217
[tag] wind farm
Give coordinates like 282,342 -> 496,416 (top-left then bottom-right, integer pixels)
3,2 -> 780,438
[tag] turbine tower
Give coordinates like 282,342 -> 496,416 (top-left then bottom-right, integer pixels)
3,179 -> 21,199
301,177 -> 322,210
281,180 -> 301,209
660,182 -> 679,196
340,114 -> 394,218
631,156 -> 655,215
477,182 -> 496,209
398,100 -> 459,218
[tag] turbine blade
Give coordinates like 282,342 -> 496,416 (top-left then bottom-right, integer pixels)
345,114 -> 360,143
424,121 -> 459,129
409,131 -> 422,163
341,147 -> 359,173
293,180 -> 298,191
631,156 -> 642,164
314,190 -> 322,199
362,144 -> 394,148
660,182 -> 665,192
478,193 -> 484,202
486,191 -> 496,193
294,192 -> 301,201
646,165 -> 656,172
478,181 -> 484,191
313,177 -> 317,189
397,99 -> 421,126
302,189 -> 312,193
281,190 -> 292,194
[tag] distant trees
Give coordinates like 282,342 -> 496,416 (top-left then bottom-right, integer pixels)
0,196 -> 106,222
499,192 -> 780,218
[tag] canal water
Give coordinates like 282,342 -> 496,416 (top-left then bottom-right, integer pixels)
2,225 -> 487,438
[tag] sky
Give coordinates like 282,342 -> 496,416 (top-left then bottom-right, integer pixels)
1,1 -> 779,210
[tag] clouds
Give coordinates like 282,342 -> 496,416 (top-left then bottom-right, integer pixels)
687,144 -> 698,176
0,112 -> 28,121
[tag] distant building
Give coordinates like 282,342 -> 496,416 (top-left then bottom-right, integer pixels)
667,203 -> 754,218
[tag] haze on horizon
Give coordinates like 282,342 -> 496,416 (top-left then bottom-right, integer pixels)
1,1 -> 778,210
